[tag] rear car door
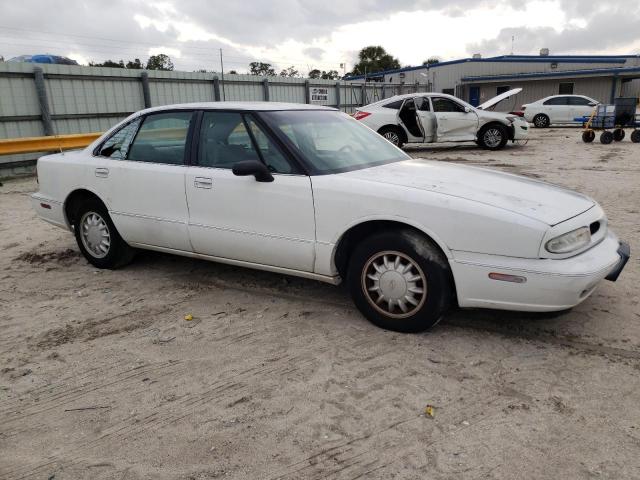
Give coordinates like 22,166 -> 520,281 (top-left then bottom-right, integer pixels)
92,111 -> 194,251
431,97 -> 478,141
543,96 -> 570,122
396,98 -> 424,142
415,96 -> 435,142
185,110 -> 316,271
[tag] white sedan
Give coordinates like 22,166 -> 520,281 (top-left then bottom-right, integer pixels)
354,90 -> 529,149
522,94 -> 599,127
32,102 -> 629,332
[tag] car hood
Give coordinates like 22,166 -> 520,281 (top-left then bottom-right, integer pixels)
477,87 -> 523,110
341,159 -> 594,226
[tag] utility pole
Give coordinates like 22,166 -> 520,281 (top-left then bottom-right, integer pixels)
511,36 -> 515,55
219,48 -> 226,101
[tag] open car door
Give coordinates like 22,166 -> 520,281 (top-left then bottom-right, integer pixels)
396,98 -> 424,142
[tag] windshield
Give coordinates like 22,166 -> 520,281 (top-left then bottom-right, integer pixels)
260,110 -> 410,174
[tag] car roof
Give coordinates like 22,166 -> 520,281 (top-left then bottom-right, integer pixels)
139,102 -> 337,115
367,92 -> 461,106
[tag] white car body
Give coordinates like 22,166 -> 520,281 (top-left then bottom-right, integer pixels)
522,94 -> 599,127
355,91 -> 529,148
32,102 -> 627,319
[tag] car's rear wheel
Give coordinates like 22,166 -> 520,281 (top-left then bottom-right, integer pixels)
478,124 -> 509,150
378,126 -> 405,148
347,230 -> 452,333
533,114 -> 550,128
73,199 -> 134,269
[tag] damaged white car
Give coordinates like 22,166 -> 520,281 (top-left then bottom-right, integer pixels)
355,88 -> 529,149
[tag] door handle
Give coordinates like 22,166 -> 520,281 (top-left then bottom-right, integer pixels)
95,167 -> 109,178
194,177 -> 213,189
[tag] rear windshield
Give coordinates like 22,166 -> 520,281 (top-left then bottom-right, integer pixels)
260,110 -> 409,175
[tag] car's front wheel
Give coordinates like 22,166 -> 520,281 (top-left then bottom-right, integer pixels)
478,124 -> 509,150
347,230 -> 453,333
73,199 -> 134,269
378,126 -> 405,148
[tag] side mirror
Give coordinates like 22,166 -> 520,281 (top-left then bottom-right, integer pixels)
588,102 -> 597,107
232,160 -> 274,183
464,106 -> 472,113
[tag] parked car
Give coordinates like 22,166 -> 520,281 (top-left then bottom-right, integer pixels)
354,89 -> 529,150
522,94 -> 599,127
32,102 -> 629,332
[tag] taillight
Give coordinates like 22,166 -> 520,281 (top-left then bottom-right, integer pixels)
354,111 -> 371,121
521,105 -> 526,111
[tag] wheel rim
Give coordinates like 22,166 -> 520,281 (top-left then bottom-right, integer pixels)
483,128 -> 503,148
361,250 -> 427,319
383,131 -> 400,145
535,116 -> 548,127
80,211 -> 111,258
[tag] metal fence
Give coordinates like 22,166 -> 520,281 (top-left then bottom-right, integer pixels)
0,62 -> 429,168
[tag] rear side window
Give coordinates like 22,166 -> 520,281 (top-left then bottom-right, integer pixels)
543,97 -> 569,106
97,119 -> 141,159
382,100 -> 403,109
127,111 -> 193,165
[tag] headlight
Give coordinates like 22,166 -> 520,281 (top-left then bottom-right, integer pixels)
545,227 -> 591,254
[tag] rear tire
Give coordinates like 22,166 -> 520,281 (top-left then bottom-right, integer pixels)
347,230 -> 452,333
600,131 -> 614,145
378,126 -> 405,148
478,124 -> 509,150
533,114 -> 550,128
73,199 -> 135,269
613,128 -> 625,141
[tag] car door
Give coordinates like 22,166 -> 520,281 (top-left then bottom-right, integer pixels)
414,96 -> 435,142
543,96 -> 570,123
91,111 -> 194,251
431,97 -> 478,141
185,110 -> 316,272
396,98 -> 424,142
569,96 -> 597,122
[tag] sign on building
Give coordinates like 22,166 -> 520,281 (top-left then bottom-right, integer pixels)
309,87 -> 329,104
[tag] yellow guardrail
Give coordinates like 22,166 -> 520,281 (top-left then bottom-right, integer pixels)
0,132 -> 102,155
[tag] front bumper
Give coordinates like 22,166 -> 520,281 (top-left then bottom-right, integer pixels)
450,230 -> 629,312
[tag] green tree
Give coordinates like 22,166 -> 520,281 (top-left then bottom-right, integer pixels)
126,58 -> 143,69
308,69 -> 322,79
0,55 -> 4,62
249,62 -> 276,76
321,70 -> 340,80
228,70 -> 238,74
146,54 -> 174,71
350,46 -> 400,76
89,59 -> 125,68
422,57 -> 440,66
279,66 -> 299,77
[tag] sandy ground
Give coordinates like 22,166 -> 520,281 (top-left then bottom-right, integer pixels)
1,127 -> 639,480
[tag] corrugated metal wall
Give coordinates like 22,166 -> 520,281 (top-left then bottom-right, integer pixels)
0,62 -> 403,166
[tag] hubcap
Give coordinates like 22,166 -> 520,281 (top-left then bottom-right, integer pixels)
361,251 -> 427,319
484,128 -> 503,148
535,116 -> 548,127
80,211 -> 111,258
383,131 -> 400,145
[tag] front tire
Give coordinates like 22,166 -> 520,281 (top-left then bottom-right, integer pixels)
533,114 -> 550,128
347,230 -> 452,333
478,124 -> 509,150
378,126 -> 405,148
73,199 -> 134,269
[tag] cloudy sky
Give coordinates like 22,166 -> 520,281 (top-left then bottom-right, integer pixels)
1,0 -> 639,73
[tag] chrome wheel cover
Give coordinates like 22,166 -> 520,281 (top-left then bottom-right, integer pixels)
483,128 -> 503,148
383,131 -> 400,145
80,211 -> 111,258
534,115 -> 548,127
361,250 -> 427,319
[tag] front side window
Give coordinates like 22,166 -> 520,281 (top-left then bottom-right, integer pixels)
97,118 -> 141,159
569,97 -> 593,106
127,111 -> 193,165
261,110 -> 410,175
431,97 -> 465,113
198,112 -> 259,169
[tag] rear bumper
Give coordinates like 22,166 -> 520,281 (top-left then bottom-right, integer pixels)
450,230 -> 628,312
31,193 -> 69,230
510,121 -> 529,140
